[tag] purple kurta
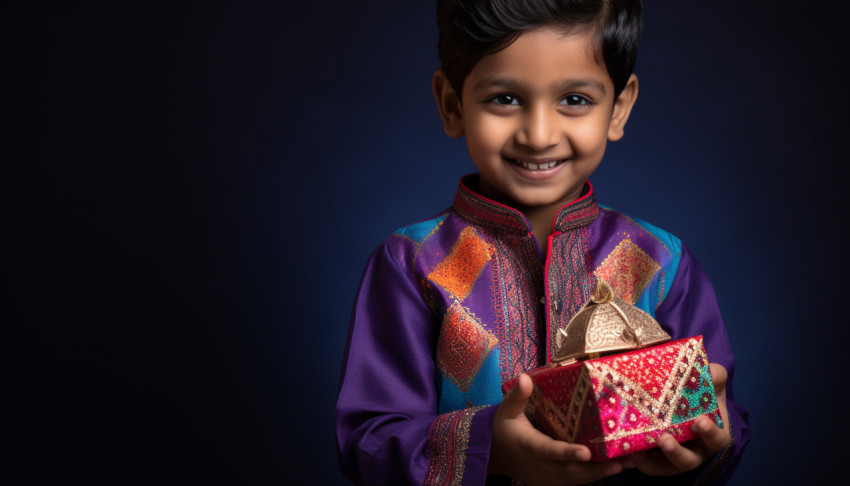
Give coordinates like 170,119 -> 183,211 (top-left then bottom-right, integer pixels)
337,176 -> 750,485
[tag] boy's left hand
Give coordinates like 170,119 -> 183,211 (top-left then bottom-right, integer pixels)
623,363 -> 731,475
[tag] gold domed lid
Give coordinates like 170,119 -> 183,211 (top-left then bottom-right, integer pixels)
553,280 -> 671,363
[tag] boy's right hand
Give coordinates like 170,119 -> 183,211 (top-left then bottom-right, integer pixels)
488,373 -> 627,486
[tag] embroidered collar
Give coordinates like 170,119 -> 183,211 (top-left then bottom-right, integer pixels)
452,174 -> 599,235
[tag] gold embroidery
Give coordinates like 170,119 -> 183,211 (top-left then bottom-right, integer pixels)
586,339 -> 714,442
425,406 -> 486,486
594,238 -> 660,304
437,302 -> 498,392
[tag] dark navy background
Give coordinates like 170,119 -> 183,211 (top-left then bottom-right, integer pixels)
4,1 -> 848,484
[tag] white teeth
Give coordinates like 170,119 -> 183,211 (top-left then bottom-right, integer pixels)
519,160 -> 560,170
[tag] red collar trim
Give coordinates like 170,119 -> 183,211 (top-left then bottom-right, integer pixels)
451,175 -> 598,235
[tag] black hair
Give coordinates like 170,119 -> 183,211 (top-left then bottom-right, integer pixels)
436,0 -> 643,99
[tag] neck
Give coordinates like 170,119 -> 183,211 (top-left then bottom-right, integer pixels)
527,208 -> 556,254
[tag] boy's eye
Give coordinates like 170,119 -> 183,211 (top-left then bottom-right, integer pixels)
489,94 -> 520,105
560,95 -> 590,106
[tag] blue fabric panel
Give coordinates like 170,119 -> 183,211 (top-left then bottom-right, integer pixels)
437,349 -> 504,414
392,214 -> 447,245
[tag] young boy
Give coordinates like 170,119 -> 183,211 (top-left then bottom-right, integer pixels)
337,1 -> 750,484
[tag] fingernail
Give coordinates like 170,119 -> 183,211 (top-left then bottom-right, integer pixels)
576,449 -> 590,461
659,437 -> 675,452
604,463 -> 622,475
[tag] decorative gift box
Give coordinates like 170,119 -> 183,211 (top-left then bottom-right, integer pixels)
502,281 -> 723,461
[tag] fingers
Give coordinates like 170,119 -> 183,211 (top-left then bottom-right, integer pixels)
561,459 -> 624,484
651,424 -> 728,473
536,458 -> 626,485
629,449 -> 669,475
533,440 -> 589,462
694,415 -> 731,452
631,433 -> 705,475
657,434 -> 703,471
508,455 -> 624,486
609,362 -> 733,478
517,429 -> 591,462
632,416 -> 733,476
500,373 -> 533,419
629,434 -> 702,475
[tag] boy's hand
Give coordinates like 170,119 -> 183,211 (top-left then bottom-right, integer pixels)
627,363 -> 732,475
489,373 -> 626,486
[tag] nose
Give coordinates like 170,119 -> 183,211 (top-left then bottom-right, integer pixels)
515,105 -> 562,151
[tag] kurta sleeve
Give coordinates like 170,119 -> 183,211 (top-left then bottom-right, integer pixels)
654,243 -> 752,485
336,239 -> 497,485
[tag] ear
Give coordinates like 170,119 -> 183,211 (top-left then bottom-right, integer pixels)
607,74 -> 638,142
432,69 -> 464,138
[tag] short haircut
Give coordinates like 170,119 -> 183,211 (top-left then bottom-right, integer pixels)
436,0 -> 643,99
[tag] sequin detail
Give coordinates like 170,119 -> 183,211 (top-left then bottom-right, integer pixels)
437,302 -> 498,392
424,406 -> 485,486
428,227 -> 491,302
589,338 -> 721,449
512,337 -> 722,460
594,238 -> 661,304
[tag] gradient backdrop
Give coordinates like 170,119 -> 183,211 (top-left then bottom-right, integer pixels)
5,1 -> 849,484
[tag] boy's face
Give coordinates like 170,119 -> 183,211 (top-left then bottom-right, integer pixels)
435,26 -> 637,211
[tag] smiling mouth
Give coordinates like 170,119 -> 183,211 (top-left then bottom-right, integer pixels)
512,158 -> 567,170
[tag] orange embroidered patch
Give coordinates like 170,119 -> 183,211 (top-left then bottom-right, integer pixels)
436,302 -> 498,393
427,227 -> 491,301
594,238 -> 660,304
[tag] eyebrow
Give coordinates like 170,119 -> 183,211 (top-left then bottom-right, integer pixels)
474,76 -> 607,94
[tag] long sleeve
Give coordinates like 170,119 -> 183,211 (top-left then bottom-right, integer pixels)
654,243 -> 752,485
336,239 -> 497,485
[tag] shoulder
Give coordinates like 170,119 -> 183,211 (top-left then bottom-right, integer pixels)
591,205 -> 686,313
390,211 -> 452,248
595,205 -> 683,257
376,209 -> 459,270
382,208 -> 494,279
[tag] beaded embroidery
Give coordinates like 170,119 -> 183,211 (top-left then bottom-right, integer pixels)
594,237 -> 661,304
588,338 -> 721,445
515,337 -> 722,460
436,302 -> 498,393
424,406 -> 485,486
488,233 -> 544,381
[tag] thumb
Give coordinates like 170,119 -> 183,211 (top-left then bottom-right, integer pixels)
500,373 -> 533,418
